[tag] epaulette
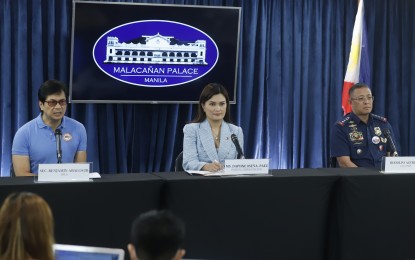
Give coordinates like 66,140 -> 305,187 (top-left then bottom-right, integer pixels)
336,116 -> 350,126
371,113 -> 387,122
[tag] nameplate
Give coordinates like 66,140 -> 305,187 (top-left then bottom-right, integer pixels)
382,157 -> 415,174
224,159 -> 270,175
38,163 -> 90,182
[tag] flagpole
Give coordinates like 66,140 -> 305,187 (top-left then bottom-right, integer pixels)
341,0 -> 370,115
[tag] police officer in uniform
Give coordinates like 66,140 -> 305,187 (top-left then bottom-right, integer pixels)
330,83 -> 399,169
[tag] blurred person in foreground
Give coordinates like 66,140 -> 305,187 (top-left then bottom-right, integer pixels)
0,192 -> 54,260
183,83 -> 244,172
128,210 -> 185,260
12,79 -> 87,176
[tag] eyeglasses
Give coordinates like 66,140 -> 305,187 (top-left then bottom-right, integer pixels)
44,99 -> 67,107
351,96 -> 374,103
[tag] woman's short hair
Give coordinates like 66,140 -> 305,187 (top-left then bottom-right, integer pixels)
0,192 -> 55,260
192,83 -> 231,123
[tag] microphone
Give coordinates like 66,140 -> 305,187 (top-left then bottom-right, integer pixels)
383,128 -> 398,157
231,134 -> 245,159
55,129 -> 63,163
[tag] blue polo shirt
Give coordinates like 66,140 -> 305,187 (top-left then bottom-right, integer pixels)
330,112 -> 399,169
12,114 -> 87,174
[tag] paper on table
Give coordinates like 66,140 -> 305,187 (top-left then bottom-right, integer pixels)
186,170 -> 247,176
89,172 -> 101,178
186,169 -> 272,177
186,170 -> 211,176
186,170 -> 222,176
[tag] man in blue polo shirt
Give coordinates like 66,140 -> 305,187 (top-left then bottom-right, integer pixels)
330,83 -> 399,169
12,79 -> 87,176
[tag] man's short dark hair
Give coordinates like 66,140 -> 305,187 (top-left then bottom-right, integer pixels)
131,210 -> 185,260
38,79 -> 69,103
348,82 -> 370,97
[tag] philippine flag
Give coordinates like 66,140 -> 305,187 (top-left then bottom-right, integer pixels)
342,0 -> 370,115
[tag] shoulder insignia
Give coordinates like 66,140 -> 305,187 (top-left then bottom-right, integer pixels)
336,116 -> 350,126
371,113 -> 387,122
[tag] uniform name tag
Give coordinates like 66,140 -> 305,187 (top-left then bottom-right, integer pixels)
381,157 -> 415,174
38,163 -> 90,182
224,159 -> 270,175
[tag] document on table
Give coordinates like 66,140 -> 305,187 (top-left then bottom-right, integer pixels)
186,170 -> 269,177
186,170 -> 226,176
89,172 -> 101,178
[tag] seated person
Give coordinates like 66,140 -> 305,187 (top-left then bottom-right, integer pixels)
331,83 -> 400,169
128,210 -> 186,260
0,192 -> 55,260
12,79 -> 87,176
183,83 -> 244,172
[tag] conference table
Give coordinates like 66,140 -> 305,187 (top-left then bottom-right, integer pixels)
319,168 -> 415,260
1,168 -> 415,260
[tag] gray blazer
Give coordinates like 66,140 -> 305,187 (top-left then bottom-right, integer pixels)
183,120 -> 244,170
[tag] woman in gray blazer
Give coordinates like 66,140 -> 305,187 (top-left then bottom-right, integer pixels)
183,83 -> 244,171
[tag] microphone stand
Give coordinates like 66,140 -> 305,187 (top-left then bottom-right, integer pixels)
384,129 -> 398,157
55,129 -> 63,163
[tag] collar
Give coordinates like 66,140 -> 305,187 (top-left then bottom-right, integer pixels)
349,112 -> 373,125
36,113 -> 66,130
199,120 -> 233,162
